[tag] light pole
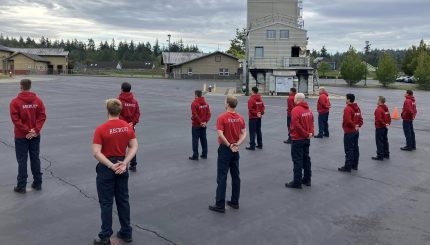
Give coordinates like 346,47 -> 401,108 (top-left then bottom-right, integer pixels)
364,40 -> 370,87
167,34 -> 171,78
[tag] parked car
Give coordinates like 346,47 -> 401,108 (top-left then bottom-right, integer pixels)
396,76 -> 415,83
396,76 -> 406,82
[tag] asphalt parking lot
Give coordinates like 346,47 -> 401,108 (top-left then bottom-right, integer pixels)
0,76 -> 429,245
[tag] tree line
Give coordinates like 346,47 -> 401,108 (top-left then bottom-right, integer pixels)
0,34 -> 200,69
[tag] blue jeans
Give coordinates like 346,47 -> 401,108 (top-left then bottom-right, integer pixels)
15,137 -> 42,188
287,116 -> 292,141
215,145 -> 240,208
375,128 -> 389,158
192,127 -> 208,158
291,139 -> 312,184
249,118 -> 262,148
344,132 -> 360,169
403,120 -> 416,149
96,158 -> 132,239
318,112 -> 330,136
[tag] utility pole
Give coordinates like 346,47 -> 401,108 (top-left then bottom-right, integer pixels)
364,40 -> 370,87
167,34 -> 171,78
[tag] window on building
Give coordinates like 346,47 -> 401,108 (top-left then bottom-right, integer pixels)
215,55 -> 221,62
219,68 -> 229,76
28,65 -> 32,69
187,67 -> 193,76
267,30 -> 276,39
280,30 -> 290,39
255,47 -> 264,58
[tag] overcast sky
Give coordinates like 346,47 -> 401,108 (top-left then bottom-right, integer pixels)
0,0 -> 429,53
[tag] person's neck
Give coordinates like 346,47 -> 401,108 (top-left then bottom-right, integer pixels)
108,116 -> 119,120
227,108 -> 235,113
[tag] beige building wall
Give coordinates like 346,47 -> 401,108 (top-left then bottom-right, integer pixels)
173,54 -> 239,77
0,50 -> 12,60
248,0 -> 299,26
43,56 -> 68,73
8,54 -> 48,74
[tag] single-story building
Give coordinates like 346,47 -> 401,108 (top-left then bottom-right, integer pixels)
162,52 -> 207,78
0,45 -> 69,75
169,51 -> 241,80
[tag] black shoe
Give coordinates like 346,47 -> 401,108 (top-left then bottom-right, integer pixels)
200,155 -> 207,159
412,147 -> 417,151
384,155 -> 390,159
323,134 -> 330,138
129,166 -> 137,172
31,183 -> 42,191
226,201 -> 239,209
351,166 -> 358,171
245,146 -> 255,151
256,145 -> 263,149
314,135 -> 323,139
371,157 -> 384,161
14,186 -> 26,194
94,236 -> 111,245
285,181 -> 302,189
338,166 -> 351,172
208,205 -> 225,213
116,232 -> 132,243
400,147 -> 413,151
302,180 -> 311,187
189,156 -> 199,161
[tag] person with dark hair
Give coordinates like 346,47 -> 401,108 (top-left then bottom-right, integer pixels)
189,90 -> 211,160
401,90 -> 417,151
118,82 -> 141,172
246,86 -> 265,150
9,79 -> 46,194
285,93 -> 314,189
92,99 -> 138,245
284,87 -> 297,144
372,96 -> 391,161
314,87 -> 331,138
339,94 -> 363,172
209,96 -> 246,213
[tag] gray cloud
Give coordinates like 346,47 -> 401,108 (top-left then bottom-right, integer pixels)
0,0 -> 428,52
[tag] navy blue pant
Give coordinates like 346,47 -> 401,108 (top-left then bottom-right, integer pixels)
375,128 -> 389,158
15,137 -> 42,188
130,127 -> 137,167
291,139 -> 312,184
344,132 -> 360,169
287,116 -> 292,141
215,145 -> 240,208
96,158 -> 132,239
192,127 -> 208,158
403,120 -> 416,149
249,118 -> 262,148
317,112 -> 330,136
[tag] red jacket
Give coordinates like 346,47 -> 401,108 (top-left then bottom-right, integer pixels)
10,91 -> 47,138
248,94 -> 265,119
290,102 -> 314,140
118,92 -> 140,125
191,97 -> 211,127
401,96 -> 417,121
343,103 -> 363,133
317,91 -> 331,114
375,104 -> 391,129
287,92 -> 296,117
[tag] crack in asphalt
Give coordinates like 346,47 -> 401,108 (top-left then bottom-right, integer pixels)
0,137 -> 179,245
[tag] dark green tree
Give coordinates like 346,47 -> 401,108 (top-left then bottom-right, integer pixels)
227,28 -> 247,59
376,52 -> 398,87
340,46 -> 366,86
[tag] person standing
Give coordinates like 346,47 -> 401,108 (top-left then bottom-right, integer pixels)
189,90 -> 211,160
92,99 -> 138,245
284,87 -> 297,144
314,87 -> 331,138
118,82 -> 141,172
401,90 -> 417,151
372,96 -> 391,161
246,86 -> 265,150
285,93 -> 314,189
338,94 -> 363,172
209,96 -> 246,213
10,79 -> 46,194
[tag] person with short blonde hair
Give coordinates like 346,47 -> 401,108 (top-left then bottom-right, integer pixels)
92,98 -> 138,244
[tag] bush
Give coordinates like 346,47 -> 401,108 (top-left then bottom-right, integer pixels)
414,51 -> 430,90
341,47 -> 366,86
376,53 -> 398,87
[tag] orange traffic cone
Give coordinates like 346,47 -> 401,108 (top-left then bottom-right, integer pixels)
392,107 -> 400,120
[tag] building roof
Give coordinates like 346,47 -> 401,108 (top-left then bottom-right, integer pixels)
7,52 -> 50,62
162,52 -> 206,65
171,51 -> 239,67
0,44 -> 13,52
9,48 -> 69,56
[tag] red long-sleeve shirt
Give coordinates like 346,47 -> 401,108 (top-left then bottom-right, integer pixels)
290,102 -> 314,140
191,97 -> 211,127
401,96 -> 417,121
343,103 -> 363,134
374,104 -> 391,129
317,91 -> 331,114
118,92 -> 140,126
10,91 -> 46,138
287,92 -> 296,117
248,94 -> 265,119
